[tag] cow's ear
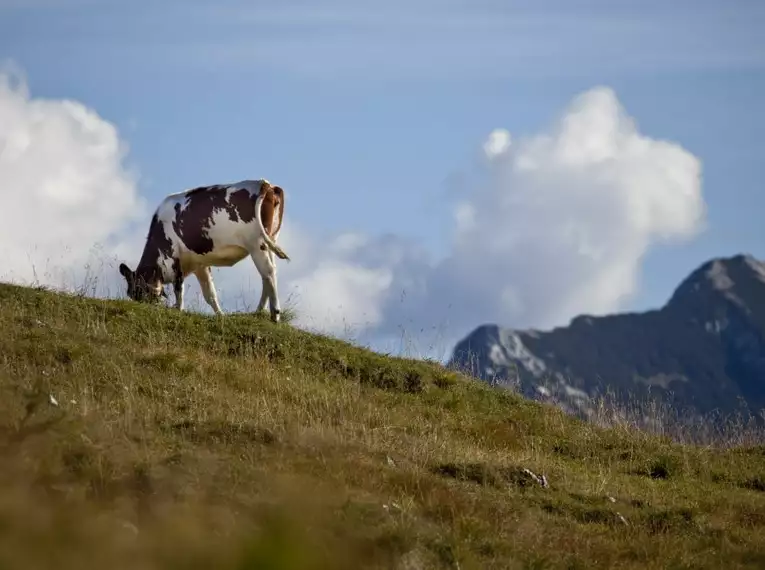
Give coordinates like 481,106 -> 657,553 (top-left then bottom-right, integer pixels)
119,263 -> 134,281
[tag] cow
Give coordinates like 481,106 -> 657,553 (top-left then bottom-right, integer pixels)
118,179 -> 290,322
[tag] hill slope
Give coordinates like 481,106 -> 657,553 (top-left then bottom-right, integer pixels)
1,283 -> 765,569
450,254 -> 765,425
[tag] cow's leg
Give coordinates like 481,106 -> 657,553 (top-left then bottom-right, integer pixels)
256,275 -> 269,313
195,266 -> 224,315
173,274 -> 185,311
255,249 -> 276,313
265,248 -> 280,316
250,245 -> 280,322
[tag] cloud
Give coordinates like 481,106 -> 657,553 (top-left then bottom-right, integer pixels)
459,86 -> 705,326
0,65 -> 147,294
0,66 -> 706,360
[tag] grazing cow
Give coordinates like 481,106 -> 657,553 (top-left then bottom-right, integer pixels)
118,179 -> 290,322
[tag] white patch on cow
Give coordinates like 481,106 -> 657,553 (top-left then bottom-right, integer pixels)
206,206 -> 258,245
179,245 -> 251,274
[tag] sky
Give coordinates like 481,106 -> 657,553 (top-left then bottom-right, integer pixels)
1,0 -> 764,360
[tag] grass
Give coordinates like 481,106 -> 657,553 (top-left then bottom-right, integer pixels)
0,282 -> 765,569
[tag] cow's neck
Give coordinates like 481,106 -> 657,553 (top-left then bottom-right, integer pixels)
134,241 -> 167,288
135,214 -> 174,286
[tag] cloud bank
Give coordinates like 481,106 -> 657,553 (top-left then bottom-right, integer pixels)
0,66 -> 147,293
438,86 -> 706,330
0,69 -> 705,358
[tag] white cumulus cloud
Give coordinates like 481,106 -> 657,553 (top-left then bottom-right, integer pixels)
483,128 -> 511,159
456,85 -> 705,329
0,66 -> 147,293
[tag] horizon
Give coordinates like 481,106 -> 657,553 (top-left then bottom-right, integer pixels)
1,0 -> 764,360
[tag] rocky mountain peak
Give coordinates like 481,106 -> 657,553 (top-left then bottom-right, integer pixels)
667,254 -> 765,310
449,254 -> 765,425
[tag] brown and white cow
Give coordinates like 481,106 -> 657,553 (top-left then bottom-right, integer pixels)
118,179 -> 290,322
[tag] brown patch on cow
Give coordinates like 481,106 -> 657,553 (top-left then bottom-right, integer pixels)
172,186 -> 232,254
258,183 -> 284,237
228,189 -> 256,223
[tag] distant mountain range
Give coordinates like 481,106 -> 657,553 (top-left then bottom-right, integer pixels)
448,254 -> 765,426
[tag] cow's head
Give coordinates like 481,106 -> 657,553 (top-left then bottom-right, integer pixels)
119,263 -> 167,304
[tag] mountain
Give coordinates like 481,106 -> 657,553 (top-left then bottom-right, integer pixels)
448,254 -> 765,425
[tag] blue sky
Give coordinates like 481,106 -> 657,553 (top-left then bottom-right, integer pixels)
1,0 -> 764,358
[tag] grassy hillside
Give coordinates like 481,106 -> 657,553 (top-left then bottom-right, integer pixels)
1,283 -> 765,569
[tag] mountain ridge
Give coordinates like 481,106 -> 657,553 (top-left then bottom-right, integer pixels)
448,253 -> 765,424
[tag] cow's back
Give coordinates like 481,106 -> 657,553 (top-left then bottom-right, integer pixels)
155,182 -> 264,276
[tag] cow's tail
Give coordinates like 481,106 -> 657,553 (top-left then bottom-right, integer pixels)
256,190 -> 290,261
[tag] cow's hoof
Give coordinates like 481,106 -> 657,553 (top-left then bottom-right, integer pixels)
270,310 -> 281,323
